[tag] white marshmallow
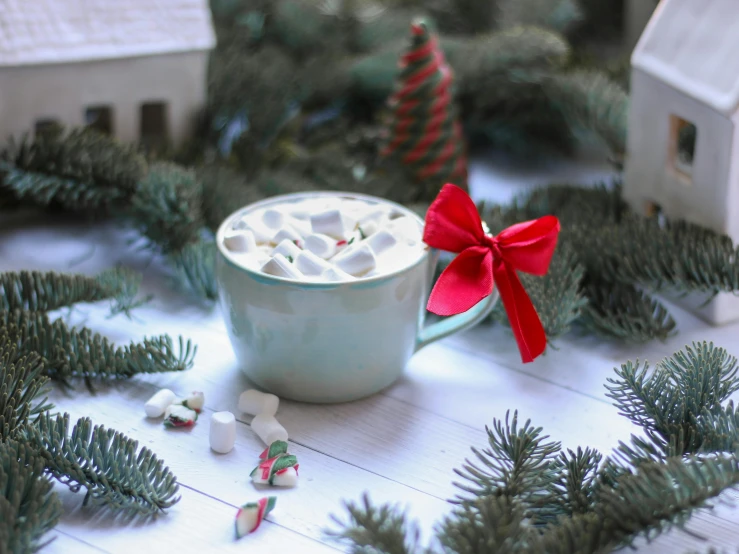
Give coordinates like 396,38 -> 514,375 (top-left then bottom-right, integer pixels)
271,226 -> 303,246
311,209 -> 347,240
231,251 -> 270,272
286,216 -> 312,238
333,243 -> 377,276
321,266 -> 355,282
260,254 -> 303,279
238,389 -> 280,417
304,233 -> 337,259
223,230 -> 257,253
271,239 -> 302,261
388,216 -> 421,245
357,208 -> 389,238
231,216 -> 249,230
365,229 -> 398,256
262,208 -> 285,230
144,389 -> 177,418
209,411 -> 236,454
251,414 -> 288,446
295,250 -> 332,276
251,466 -> 298,488
182,391 -> 205,413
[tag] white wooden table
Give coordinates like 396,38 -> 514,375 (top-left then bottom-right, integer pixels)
2,151 -> 738,553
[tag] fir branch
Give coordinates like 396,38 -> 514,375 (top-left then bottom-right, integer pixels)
495,0 -> 584,34
0,333 -> 50,441
579,281 -> 676,342
0,128 -> 147,213
0,441 -> 61,553
0,310 -> 195,389
452,410 -> 561,524
167,240 -> 218,300
327,493 -> 425,554
549,447 -> 603,517
25,413 -> 181,515
129,162 -> 205,252
0,268 -> 143,316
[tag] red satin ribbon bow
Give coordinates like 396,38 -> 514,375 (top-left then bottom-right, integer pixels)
423,184 -> 560,363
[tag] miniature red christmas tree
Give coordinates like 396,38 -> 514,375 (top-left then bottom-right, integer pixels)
380,19 -> 468,196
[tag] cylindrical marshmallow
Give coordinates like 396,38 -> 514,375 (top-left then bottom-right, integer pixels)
304,233 -> 336,259
210,411 -> 236,454
223,230 -> 257,253
144,388 -> 176,418
271,226 -> 303,246
320,266 -> 354,282
260,254 -> 303,279
286,215 -> 312,237
333,243 -> 377,276
295,250 -> 332,276
388,216 -> 421,245
310,209 -> 347,240
271,239 -> 302,261
251,414 -> 288,446
262,208 -> 285,230
239,389 -> 280,416
365,229 -> 398,256
357,208 -> 389,238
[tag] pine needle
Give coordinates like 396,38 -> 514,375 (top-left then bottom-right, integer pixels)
167,240 -> 218,300
25,413 -> 181,515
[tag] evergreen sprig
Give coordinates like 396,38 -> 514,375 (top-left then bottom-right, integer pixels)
329,343 -> 739,554
167,240 -> 219,300
0,310 -> 195,389
0,268 -> 143,317
25,413 -> 181,514
0,441 -> 62,554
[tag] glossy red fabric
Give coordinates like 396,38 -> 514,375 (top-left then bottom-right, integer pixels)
423,184 -> 560,363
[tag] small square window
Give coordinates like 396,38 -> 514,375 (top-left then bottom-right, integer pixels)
34,118 -> 60,137
85,105 -> 114,135
140,101 -> 169,150
669,115 -> 697,183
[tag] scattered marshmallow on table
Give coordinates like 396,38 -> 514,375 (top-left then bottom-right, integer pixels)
251,414 -> 288,446
209,411 -> 236,454
333,243 -> 377,276
260,254 -> 303,279
304,233 -> 336,259
295,250 -> 332,276
223,230 -> 257,253
144,389 -> 177,418
238,389 -> 280,417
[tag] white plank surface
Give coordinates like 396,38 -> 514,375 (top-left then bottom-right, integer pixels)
2,150 -> 738,552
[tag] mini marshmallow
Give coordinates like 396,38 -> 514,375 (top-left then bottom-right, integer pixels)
333,243 -> 377,276
223,230 -> 257,253
365,229 -> 398,256
235,497 -> 276,538
209,411 -> 236,454
286,215 -> 312,237
304,233 -> 336,259
260,254 -> 303,279
164,404 -> 198,428
262,208 -> 285,230
295,250 -> 332,276
271,225 -> 303,246
231,251 -> 270,272
144,388 -> 176,418
357,208 -> 389,237
182,391 -> 205,413
310,209 -> 347,240
271,239 -> 302,261
388,216 -> 421,245
238,389 -> 280,417
320,266 -> 354,282
251,414 -> 288,446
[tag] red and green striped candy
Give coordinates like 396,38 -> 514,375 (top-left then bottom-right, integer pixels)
235,496 -> 277,538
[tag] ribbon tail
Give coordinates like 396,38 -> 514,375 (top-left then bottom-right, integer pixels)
494,261 -> 547,363
427,247 -> 494,316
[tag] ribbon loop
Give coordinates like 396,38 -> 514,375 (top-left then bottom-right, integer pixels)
423,184 -> 560,363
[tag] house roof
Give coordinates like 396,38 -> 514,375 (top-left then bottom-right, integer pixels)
0,0 -> 216,67
632,0 -> 739,116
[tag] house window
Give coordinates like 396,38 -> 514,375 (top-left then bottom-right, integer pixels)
85,105 -> 114,136
669,115 -> 697,183
140,101 -> 169,150
34,118 -> 60,137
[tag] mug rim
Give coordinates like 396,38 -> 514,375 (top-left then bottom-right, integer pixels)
216,190 -> 431,288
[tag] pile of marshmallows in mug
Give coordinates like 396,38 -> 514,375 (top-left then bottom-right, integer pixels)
221,196 -> 425,280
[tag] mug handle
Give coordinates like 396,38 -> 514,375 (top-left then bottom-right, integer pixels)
414,289 -> 499,353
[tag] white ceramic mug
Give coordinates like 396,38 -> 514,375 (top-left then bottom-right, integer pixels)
215,191 -> 498,403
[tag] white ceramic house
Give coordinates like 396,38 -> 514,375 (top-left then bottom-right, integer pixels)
623,0 -> 739,325
0,0 -> 216,146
